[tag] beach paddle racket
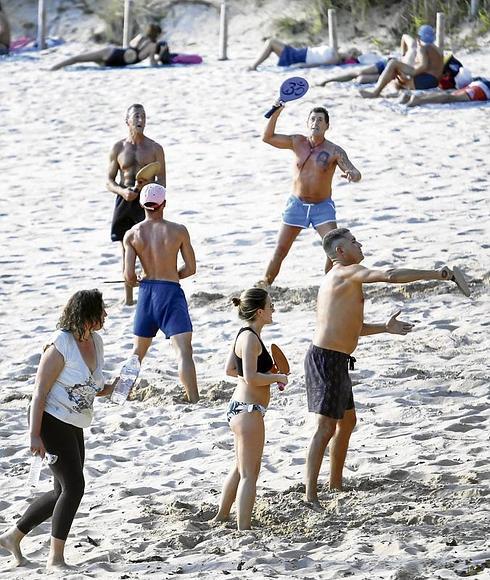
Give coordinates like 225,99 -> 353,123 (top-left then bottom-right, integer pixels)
135,161 -> 161,183
271,344 -> 290,391
264,76 -> 309,118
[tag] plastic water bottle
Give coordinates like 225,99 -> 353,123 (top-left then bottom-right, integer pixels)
111,354 -> 140,405
27,453 -> 58,487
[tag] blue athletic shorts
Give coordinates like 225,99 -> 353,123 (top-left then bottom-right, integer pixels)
134,280 -> 193,339
278,45 -> 307,67
375,59 -> 387,74
414,73 -> 438,90
282,195 -> 336,229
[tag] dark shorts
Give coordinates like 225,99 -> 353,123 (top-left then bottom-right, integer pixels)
0,44 -> 9,56
414,73 -> 438,90
304,344 -> 355,419
104,47 -> 129,67
134,280 -> 193,339
375,59 -> 387,74
110,195 -> 145,242
278,45 -> 307,67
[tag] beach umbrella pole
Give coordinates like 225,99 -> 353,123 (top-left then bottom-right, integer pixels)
328,9 -> 338,53
123,0 -> 131,48
218,0 -> 228,60
470,0 -> 479,19
435,12 -> 445,50
37,0 -> 47,50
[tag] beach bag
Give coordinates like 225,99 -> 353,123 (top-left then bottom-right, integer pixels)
439,54 -> 463,89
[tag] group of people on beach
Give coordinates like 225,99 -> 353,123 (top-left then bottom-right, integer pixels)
249,24 -> 490,106
0,83 -> 471,569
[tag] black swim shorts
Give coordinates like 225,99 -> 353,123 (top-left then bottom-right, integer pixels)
110,195 -> 145,242
304,344 -> 355,419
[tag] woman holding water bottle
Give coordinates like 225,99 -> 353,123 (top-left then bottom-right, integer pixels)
0,289 -> 115,570
213,288 -> 288,530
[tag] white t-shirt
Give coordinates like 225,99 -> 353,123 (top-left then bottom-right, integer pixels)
44,330 -> 105,428
306,45 -> 335,65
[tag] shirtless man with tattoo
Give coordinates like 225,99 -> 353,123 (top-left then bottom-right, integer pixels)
107,104 -> 166,305
305,228 -> 468,506
258,106 -> 361,287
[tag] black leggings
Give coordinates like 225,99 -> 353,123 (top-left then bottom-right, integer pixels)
17,412 -> 85,541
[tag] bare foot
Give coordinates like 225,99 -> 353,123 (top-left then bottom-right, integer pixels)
0,528 -> 27,566
398,91 -> 411,105
359,88 -> 378,99
304,498 -> 324,512
46,558 -> 76,571
211,512 -> 229,524
406,95 -> 420,108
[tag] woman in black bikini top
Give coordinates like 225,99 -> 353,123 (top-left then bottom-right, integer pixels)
50,24 -> 161,71
213,288 -> 288,531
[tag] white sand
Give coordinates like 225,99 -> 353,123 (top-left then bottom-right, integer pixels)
0,20 -> 489,580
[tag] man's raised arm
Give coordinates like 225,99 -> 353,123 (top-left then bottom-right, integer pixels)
262,105 -> 294,149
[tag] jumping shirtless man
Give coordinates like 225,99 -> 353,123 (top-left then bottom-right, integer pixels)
123,183 -> 199,403
304,228 -> 470,506
258,105 -> 361,287
107,103 -> 166,305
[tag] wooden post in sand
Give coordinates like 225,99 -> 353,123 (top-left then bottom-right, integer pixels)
123,0 -> 132,48
435,12 -> 445,50
470,0 -> 480,19
328,9 -> 338,53
37,0 -> 47,50
218,0 -> 228,60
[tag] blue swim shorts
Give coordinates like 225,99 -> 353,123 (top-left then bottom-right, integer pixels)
134,280 -> 193,339
282,195 -> 336,229
414,73 -> 438,90
375,59 -> 387,74
278,45 -> 307,67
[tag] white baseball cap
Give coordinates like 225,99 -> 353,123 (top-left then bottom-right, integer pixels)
455,67 -> 472,89
139,183 -> 166,209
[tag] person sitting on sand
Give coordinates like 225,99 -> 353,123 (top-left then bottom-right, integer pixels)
317,32 -> 419,86
50,23 -> 161,70
213,288 -> 288,530
248,37 -> 361,71
0,290 -> 116,570
0,2 -> 11,56
360,25 -> 443,98
304,228 -> 470,507
400,72 -> 490,107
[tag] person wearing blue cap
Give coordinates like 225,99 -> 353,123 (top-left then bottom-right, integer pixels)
360,24 -> 443,98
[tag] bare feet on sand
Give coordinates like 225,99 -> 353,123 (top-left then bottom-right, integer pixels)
359,88 -> 378,99
0,528 -> 27,567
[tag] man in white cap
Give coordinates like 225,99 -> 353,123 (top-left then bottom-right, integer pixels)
360,24 -> 443,98
123,183 -> 199,403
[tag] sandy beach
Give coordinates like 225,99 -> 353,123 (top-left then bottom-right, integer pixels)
0,8 -> 489,578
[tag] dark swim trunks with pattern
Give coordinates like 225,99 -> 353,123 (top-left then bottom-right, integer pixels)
304,344 -> 356,419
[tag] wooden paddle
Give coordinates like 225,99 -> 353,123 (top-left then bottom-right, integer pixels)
271,343 -> 290,391
135,161 -> 161,182
264,76 -> 310,118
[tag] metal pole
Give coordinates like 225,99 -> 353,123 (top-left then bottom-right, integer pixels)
123,0 -> 131,48
37,0 -> 46,50
470,0 -> 479,19
218,0 -> 228,60
435,12 -> 445,50
328,9 -> 338,53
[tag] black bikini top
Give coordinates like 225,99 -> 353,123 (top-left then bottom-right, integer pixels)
232,327 -> 273,376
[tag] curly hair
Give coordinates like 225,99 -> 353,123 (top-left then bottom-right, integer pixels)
231,288 -> 268,321
57,289 -> 105,339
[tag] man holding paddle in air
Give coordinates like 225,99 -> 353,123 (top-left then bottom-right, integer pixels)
107,103 -> 166,305
258,87 -> 361,288
305,227 -> 470,507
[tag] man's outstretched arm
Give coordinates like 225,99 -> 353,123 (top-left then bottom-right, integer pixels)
262,105 -> 294,149
350,264 -> 453,284
361,310 -> 414,336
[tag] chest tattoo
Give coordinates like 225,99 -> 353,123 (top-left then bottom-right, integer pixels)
316,151 -> 330,169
